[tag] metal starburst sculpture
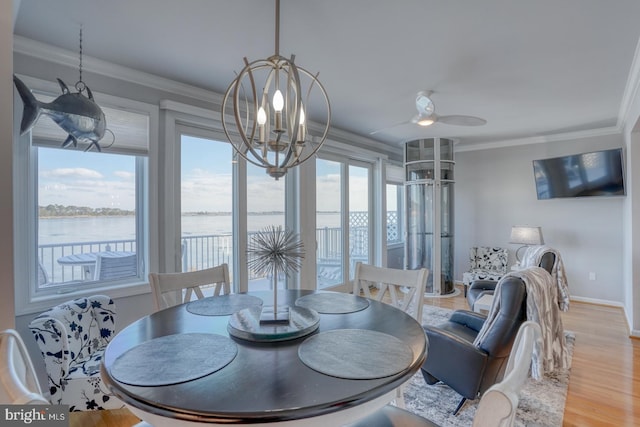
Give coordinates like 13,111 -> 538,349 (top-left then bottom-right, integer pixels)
247,226 -> 305,323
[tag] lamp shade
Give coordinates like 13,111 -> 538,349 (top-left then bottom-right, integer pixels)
509,226 -> 544,245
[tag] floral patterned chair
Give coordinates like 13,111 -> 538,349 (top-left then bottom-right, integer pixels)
462,247 -> 508,296
29,295 -> 124,411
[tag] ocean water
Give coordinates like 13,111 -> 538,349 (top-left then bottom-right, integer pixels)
38,213 -> 342,245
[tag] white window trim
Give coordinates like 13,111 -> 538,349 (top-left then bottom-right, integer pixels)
13,76 -> 159,315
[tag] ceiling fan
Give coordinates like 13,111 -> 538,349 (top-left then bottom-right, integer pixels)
370,90 -> 486,135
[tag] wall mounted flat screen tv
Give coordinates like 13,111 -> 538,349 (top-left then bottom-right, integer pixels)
532,148 -> 625,199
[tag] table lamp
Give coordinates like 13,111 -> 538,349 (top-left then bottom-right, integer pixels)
509,226 -> 544,265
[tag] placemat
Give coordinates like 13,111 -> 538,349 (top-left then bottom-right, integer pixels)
110,333 -> 237,386
186,294 -> 263,316
295,292 -> 370,314
298,329 -> 413,379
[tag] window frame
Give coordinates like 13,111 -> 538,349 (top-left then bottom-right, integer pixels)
314,152 -> 375,291
13,75 -> 158,315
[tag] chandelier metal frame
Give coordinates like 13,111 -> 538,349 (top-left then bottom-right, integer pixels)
221,0 -> 331,179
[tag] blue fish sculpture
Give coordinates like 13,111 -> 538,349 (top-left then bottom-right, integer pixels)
13,75 -> 106,152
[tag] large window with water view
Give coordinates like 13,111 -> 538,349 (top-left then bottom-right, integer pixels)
31,93 -> 149,295
246,163 -> 285,291
180,135 -> 234,285
37,148 -> 141,289
316,158 -> 371,289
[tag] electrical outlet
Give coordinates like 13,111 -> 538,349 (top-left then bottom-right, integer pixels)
588,272 -> 596,281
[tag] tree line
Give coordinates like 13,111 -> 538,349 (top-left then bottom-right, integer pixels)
39,204 -> 134,217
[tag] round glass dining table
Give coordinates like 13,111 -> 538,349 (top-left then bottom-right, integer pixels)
101,290 -> 427,426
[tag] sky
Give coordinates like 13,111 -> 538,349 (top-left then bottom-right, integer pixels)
37,135 -> 371,213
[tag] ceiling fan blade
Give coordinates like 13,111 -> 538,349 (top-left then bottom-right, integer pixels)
369,119 -> 412,135
437,115 -> 487,126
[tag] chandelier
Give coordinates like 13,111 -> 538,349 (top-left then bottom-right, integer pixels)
221,0 -> 331,179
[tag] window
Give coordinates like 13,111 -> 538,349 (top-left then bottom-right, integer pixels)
385,163 -> 405,269
37,148 -> 140,286
174,118 -> 289,293
180,135 -> 233,279
316,157 -> 372,289
14,76 -> 156,314
247,163 -> 286,291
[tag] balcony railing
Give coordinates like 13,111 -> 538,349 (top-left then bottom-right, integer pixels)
38,212 -> 400,286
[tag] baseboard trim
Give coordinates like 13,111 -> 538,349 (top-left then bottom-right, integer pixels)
569,295 -> 624,308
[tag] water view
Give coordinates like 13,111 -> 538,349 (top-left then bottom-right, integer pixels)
39,213 -> 342,245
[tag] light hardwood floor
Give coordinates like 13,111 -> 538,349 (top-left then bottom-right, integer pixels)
70,286 -> 640,427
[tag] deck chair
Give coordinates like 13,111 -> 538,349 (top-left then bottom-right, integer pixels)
353,262 -> 429,408
149,263 -> 231,311
94,253 -> 138,280
0,329 -> 49,405
473,321 -> 542,427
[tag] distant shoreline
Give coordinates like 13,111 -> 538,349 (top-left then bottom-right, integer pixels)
40,211 -> 340,219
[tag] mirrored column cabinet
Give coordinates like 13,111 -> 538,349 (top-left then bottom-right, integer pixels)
404,138 -> 455,295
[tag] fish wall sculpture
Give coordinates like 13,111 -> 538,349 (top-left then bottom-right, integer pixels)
13,75 -> 107,152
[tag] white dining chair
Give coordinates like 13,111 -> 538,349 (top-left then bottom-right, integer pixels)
0,329 -> 49,405
472,321 -> 542,427
353,262 -> 429,408
353,262 -> 429,322
149,263 -> 231,311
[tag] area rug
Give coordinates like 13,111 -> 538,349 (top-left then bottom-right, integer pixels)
403,304 -> 575,427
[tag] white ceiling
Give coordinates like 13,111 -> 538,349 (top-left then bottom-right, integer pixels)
12,0 -> 640,149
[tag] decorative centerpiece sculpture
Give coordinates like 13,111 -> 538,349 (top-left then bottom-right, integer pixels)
247,226 -> 305,324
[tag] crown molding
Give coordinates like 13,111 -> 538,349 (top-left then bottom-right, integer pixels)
455,125 -> 622,153
617,36 -> 640,132
13,35 -> 223,106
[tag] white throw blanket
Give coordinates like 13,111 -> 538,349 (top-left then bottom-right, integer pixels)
473,267 -> 570,380
522,245 -> 570,311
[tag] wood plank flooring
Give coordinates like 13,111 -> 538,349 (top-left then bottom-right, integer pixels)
70,286 -> 640,426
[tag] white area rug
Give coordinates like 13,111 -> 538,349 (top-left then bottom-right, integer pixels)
404,305 -> 575,427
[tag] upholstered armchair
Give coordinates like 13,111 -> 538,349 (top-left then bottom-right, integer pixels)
421,275 -> 527,414
462,247 -> 508,296
29,295 -> 124,411
467,247 -> 556,309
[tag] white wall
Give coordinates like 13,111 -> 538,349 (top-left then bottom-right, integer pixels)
455,133 -> 625,304
0,0 -> 15,329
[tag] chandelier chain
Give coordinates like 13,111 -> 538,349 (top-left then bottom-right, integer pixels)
275,0 -> 280,56
76,25 -> 86,93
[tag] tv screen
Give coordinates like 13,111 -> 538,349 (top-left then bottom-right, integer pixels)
533,148 -> 625,199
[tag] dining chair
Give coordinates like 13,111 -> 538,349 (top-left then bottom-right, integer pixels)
0,329 -> 49,405
353,262 -> 429,322
94,252 -> 138,280
353,262 -> 429,408
472,321 -> 542,427
149,263 -> 231,311
29,295 -> 124,411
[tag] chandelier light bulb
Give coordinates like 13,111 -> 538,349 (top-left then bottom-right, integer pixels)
297,106 -> 306,142
273,90 -> 284,111
257,106 -> 267,125
299,106 -> 305,125
257,106 -> 267,143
